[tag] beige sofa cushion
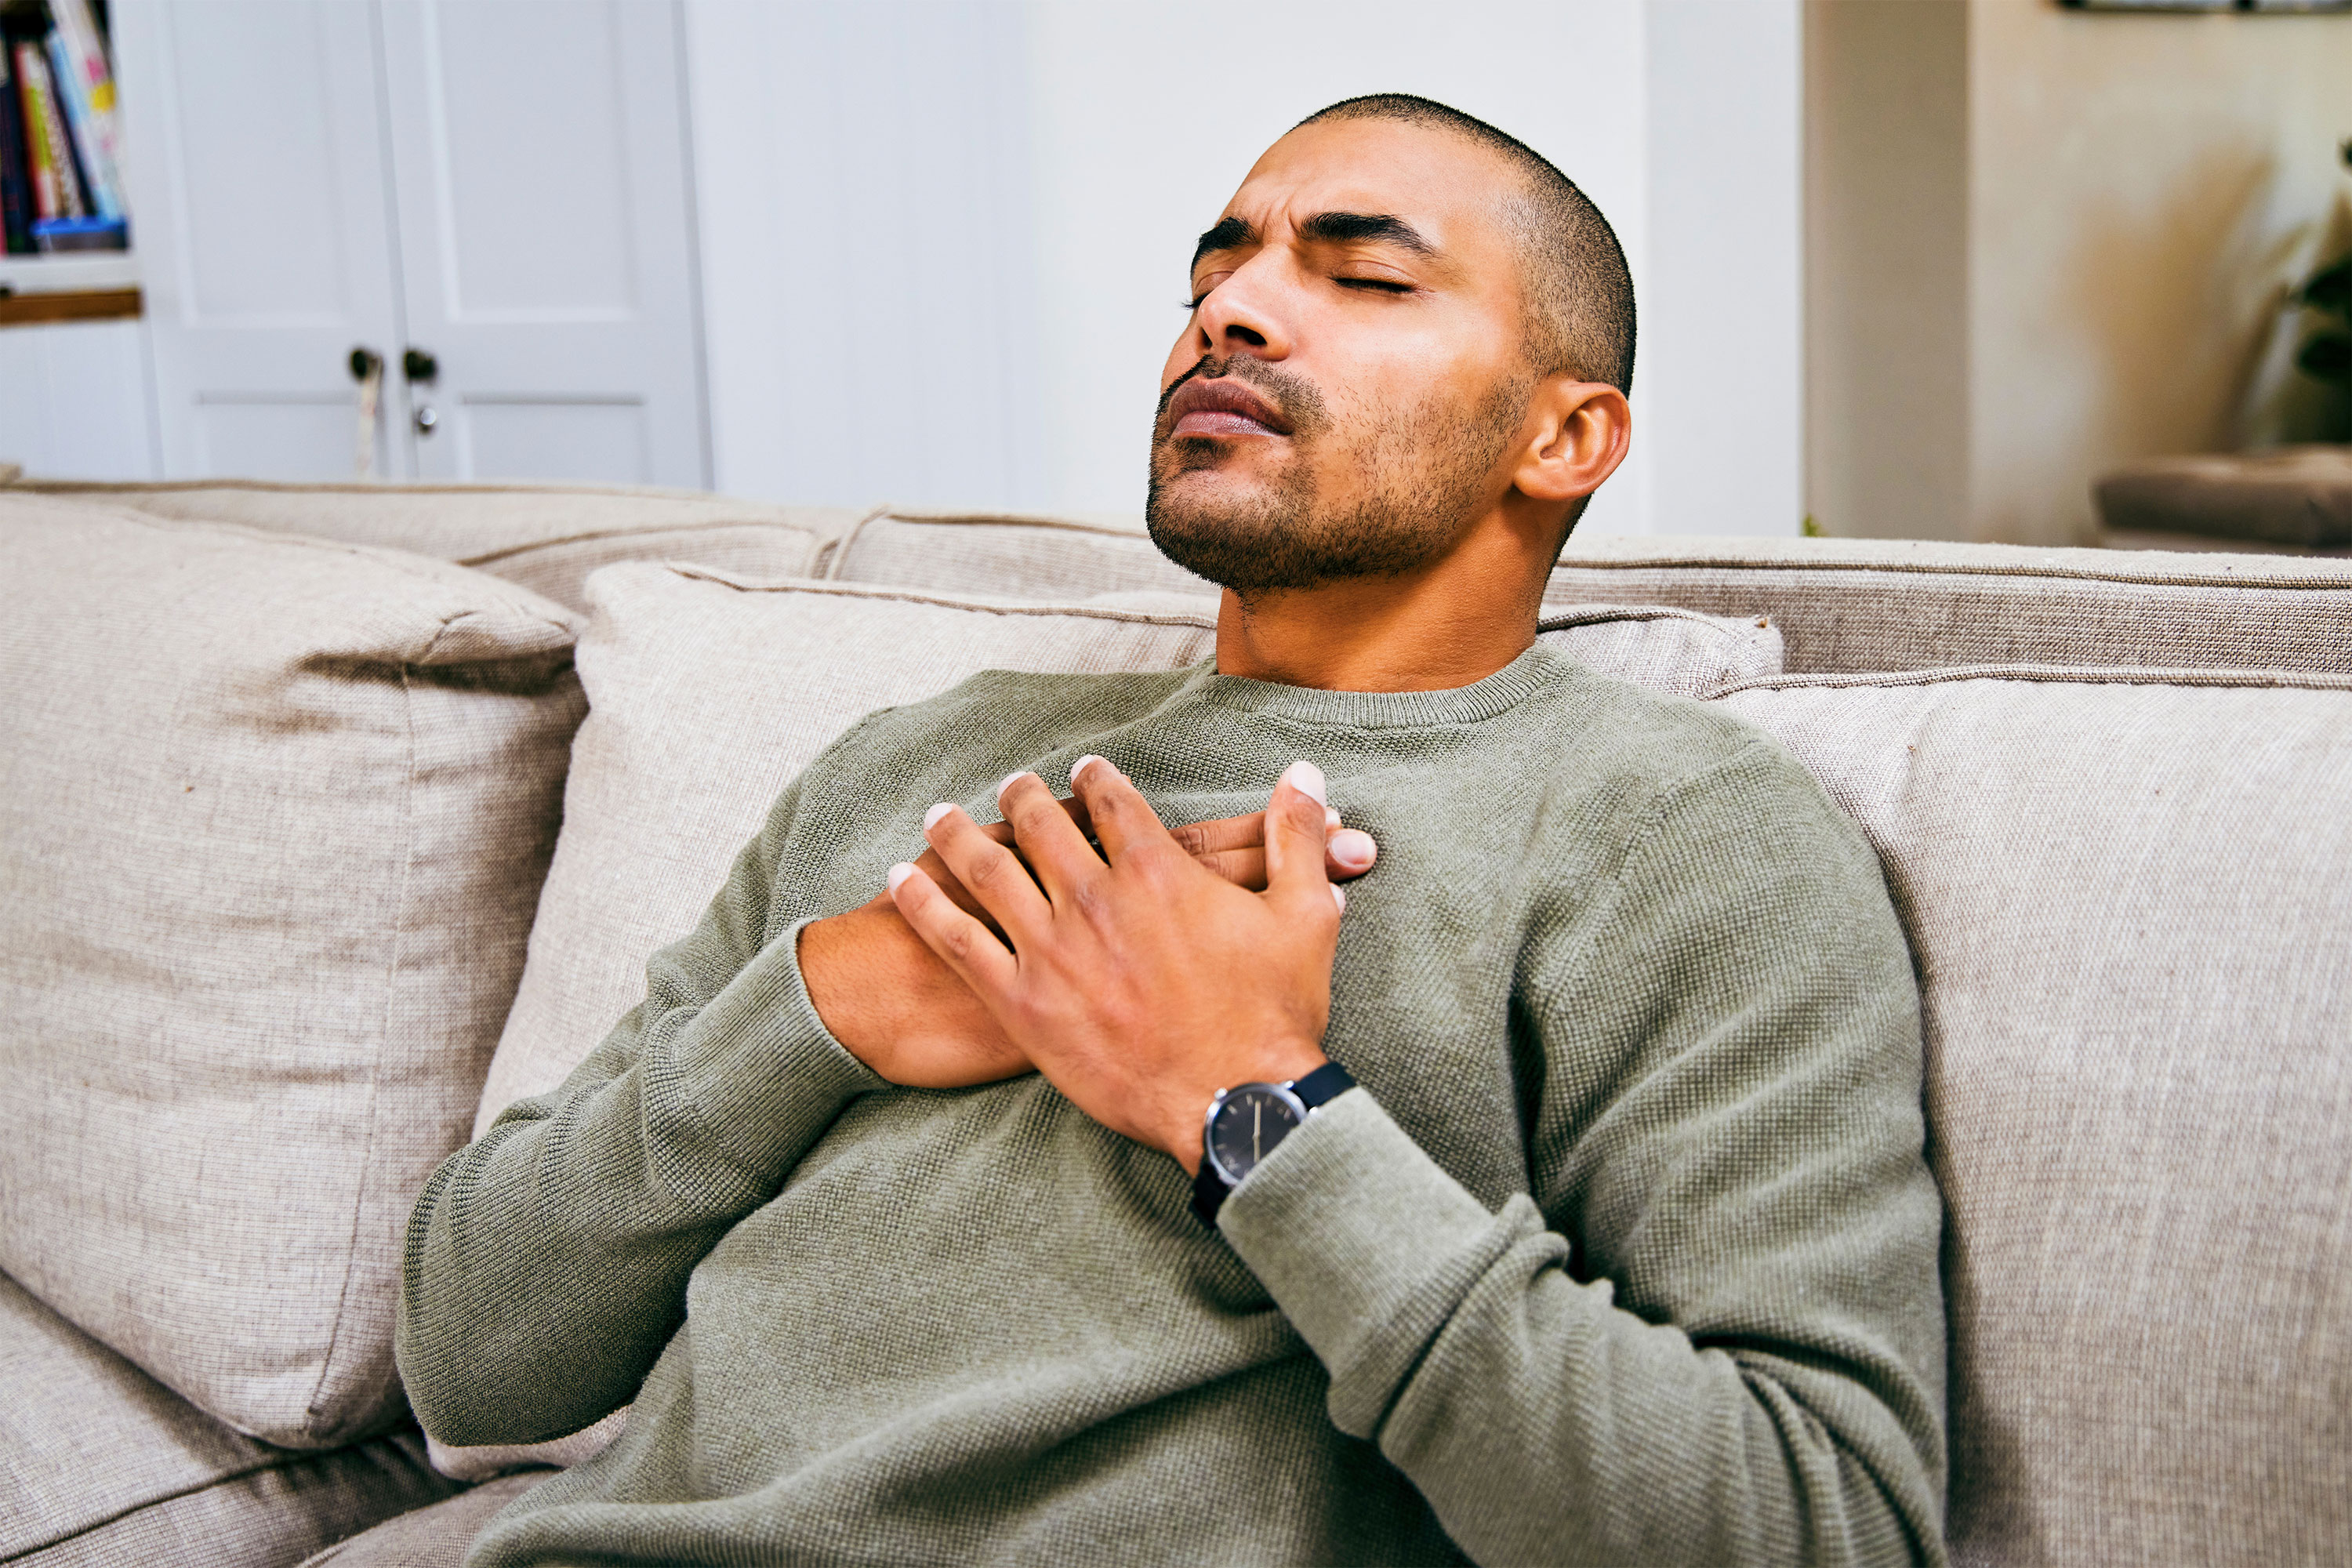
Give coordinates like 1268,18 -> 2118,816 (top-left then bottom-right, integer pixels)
1549,534 -> 2352,676
0,1273 -> 461,1565
0,498 -> 586,1450
1715,668 -> 2352,1567
825,506 -> 1214,598
13,478 -> 858,613
484,569 -> 1784,1131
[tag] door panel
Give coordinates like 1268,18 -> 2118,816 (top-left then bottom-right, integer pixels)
381,0 -> 706,486
118,0 -> 407,478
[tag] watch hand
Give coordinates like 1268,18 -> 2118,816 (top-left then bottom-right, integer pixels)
1253,1101 -> 1262,1163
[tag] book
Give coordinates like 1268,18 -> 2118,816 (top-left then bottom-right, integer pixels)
15,39 -> 85,223
0,42 -> 33,253
45,0 -> 122,222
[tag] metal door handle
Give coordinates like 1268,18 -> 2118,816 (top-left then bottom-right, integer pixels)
414,405 -> 439,436
403,347 -> 439,383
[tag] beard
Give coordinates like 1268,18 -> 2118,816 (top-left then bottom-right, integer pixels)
1145,354 -> 1529,597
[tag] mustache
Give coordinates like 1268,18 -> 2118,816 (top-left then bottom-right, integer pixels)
1154,354 -> 1327,436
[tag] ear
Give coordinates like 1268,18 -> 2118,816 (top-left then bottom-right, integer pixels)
1509,378 -> 1632,506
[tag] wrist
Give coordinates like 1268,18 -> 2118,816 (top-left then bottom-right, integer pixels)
1167,1045 -> 1329,1175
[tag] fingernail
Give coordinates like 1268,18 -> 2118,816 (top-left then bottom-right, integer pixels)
887,862 -> 916,894
1331,829 -> 1375,869
995,770 -> 1029,803
1331,884 -> 1346,913
1070,754 -> 1104,786
1324,807 -> 1341,830
1281,759 -> 1327,806
923,802 -> 955,831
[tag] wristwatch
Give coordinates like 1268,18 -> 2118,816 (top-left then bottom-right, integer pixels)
1191,1061 -> 1356,1228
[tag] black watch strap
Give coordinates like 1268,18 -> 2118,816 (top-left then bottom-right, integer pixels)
1191,1062 -> 1356,1229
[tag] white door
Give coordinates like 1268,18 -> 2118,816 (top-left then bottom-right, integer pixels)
376,0 -> 707,487
119,0 -> 408,479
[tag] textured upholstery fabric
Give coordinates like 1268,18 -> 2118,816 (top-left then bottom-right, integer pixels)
2093,445 -> 2352,548
1715,670 -> 2352,1568
824,507 -> 1214,598
298,1472 -> 549,1568
16,478 -> 857,613
1548,534 -> 2352,675
0,1273 -> 463,1566
0,498 -> 587,1450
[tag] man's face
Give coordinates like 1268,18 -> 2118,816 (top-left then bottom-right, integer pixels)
1147,118 -> 1537,596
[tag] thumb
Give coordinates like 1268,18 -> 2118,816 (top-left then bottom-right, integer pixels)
1266,760 -> 1344,916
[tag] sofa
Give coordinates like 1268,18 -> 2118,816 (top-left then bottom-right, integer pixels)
0,476 -> 2345,1567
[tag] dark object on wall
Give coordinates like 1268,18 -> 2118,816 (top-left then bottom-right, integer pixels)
2288,140 -> 2352,394
2096,448 -> 2352,548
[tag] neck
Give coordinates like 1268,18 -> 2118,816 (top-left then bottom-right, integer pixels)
1210,510 -> 1551,692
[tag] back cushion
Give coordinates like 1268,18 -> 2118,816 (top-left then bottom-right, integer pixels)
1715,671 -> 2352,1567
484,569 -> 1784,1127
1548,535 -> 2352,676
0,499 -> 586,1449
826,508 -> 1212,599
17,478 -> 858,614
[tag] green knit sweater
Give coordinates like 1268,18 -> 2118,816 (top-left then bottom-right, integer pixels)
397,644 -> 1947,1567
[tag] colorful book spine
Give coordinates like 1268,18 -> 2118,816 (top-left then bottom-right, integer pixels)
0,43 -> 33,252
15,40 -> 85,223
46,0 -> 123,221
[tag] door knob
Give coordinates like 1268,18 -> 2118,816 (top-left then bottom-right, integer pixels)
414,405 -> 439,436
403,347 -> 439,383
347,347 -> 382,382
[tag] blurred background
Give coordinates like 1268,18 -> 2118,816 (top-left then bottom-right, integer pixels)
0,0 -> 2345,544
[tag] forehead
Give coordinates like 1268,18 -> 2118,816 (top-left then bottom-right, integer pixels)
1221,117 -> 1523,263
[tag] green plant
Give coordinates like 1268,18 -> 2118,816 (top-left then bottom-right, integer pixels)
2290,140 -> 2352,393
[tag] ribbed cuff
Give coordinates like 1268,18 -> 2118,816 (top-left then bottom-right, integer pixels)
666,918 -> 887,1195
1218,1089 -> 1530,1438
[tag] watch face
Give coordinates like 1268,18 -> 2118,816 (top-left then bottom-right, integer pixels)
1207,1084 -> 1305,1186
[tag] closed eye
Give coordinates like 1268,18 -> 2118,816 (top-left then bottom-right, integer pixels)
1338,278 -> 1414,294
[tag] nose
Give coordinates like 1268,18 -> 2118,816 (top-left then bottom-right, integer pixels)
1190,254 -> 1294,364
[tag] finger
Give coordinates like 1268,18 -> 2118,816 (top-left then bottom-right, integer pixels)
924,801 -> 1053,946
887,862 -> 1018,996
1327,827 -> 1377,879
1171,808 -> 1267,862
1068,755 -> 1178,866
994,771 -> 1105,906
912,846 -> 1007,938
1265,760 -> 1345,918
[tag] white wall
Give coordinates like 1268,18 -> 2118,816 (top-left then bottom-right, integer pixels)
0,320 -> 159,480
685,0 -> 1806,536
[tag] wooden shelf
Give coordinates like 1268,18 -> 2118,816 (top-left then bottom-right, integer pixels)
0,287 -> 142,327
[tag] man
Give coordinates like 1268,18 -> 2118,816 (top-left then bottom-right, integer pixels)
399,95 -> 1947,1566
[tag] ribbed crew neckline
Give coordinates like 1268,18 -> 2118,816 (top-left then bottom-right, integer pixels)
1185,641 -> 1572,730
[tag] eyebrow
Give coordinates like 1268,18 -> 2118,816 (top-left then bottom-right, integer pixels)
1189,210 -> 1439,274
1298,211 -> 1436,256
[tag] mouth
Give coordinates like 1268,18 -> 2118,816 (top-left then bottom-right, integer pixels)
1165,376 -> 1294,441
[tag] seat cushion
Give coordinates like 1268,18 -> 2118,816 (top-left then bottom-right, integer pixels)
1713,668 -> 2352,1566
297,1472 -> 548,1568
0,1273 -> 462,1566
825,506 -> 1214,598
13,477 -> 860,612
0,498 -> 588,1449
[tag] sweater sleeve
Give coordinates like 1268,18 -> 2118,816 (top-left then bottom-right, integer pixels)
395,775 -> 885,1446
1218,740 -> 1948,1567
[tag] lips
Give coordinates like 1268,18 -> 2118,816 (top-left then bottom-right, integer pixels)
1167,376 -> 1293,440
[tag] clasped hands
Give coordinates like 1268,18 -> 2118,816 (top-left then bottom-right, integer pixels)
799,759 -> 1372,1174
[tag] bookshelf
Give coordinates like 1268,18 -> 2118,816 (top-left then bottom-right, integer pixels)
1,0 -> 135,328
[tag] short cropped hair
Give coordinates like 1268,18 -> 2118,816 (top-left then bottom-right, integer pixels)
1297,94 -> 1636,395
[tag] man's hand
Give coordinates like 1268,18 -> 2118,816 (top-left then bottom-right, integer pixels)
885,757 -> 1344,1172
803,789 -> 1374,1091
